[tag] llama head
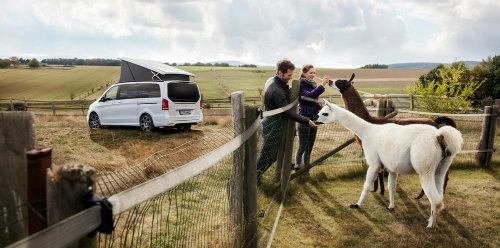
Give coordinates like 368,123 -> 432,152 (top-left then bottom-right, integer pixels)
316,99 -> 337,124
328,73 -> 356,93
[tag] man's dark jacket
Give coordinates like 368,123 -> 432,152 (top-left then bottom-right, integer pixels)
264,75 -> 309,124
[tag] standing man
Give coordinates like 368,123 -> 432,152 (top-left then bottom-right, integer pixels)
257,58 -> 319,183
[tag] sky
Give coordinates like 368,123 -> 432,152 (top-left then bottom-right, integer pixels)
1,0 -> 499,68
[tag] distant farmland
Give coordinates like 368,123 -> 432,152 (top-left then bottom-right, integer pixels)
0,66 -> 430,101
0,66 -> 120,100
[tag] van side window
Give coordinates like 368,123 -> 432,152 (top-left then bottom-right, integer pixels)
167,82 -> 200,102
103,85 -> 119,101
118,84 -> 138,99
137,83 -> 161,98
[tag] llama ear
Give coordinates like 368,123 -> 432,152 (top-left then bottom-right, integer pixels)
324,100 -> 334,110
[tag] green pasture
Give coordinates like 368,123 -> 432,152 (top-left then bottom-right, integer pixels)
0,66 -> 415,102
179,66 -> 275,99
0,66 -> 120,100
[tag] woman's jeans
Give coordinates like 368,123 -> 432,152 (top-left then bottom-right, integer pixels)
295,122 -> 317,166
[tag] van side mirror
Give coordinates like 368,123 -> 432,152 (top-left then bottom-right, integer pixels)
99,97 -> 106,102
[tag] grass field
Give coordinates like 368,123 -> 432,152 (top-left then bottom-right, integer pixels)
3,65 -> 499,247
0,65 -> 430,101
0,66 -> 120,100
31,114 -> 500,248
0,65 -> 434,173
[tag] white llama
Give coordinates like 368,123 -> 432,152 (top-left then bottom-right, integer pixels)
316,100 -> 463,228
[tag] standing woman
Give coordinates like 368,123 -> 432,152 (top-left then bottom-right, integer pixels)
295,64 -> 329,170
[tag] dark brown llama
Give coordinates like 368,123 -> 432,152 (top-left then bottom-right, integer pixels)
329,73 -> 456,199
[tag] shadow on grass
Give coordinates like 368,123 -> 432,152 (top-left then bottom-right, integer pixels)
281,171 -> 488,247
88,126 -> 204,149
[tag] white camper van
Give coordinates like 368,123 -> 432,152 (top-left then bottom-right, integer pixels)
87,58 -> 203,131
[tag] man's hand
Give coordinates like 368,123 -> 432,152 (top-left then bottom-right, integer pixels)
308,120 -> 319,127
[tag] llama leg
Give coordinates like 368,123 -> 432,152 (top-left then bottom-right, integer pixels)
435,158 -> 452,197
373,176 -> 379,192
387,172 -> 398,210
443,172 -> 449,194
419,174 -> 443,228
351,165 -> 379,208
379,170 -> 385,195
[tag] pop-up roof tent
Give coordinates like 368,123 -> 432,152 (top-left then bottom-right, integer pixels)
118,58 -> 195,83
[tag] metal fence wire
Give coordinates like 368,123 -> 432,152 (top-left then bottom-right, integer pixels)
1,104 -> 497,247
90,108 -> 493,247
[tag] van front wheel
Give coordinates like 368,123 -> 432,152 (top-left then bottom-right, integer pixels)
88,112 -> 102,129
140,114 -> 155,132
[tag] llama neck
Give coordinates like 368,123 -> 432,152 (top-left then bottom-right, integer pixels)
341,86 -> 373,121
332,104 -> 372,139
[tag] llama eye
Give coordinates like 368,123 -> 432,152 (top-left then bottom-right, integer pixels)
322,113 -> 328,116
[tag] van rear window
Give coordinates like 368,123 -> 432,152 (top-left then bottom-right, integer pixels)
167,82 -> 200,102
137,83 -> 161,98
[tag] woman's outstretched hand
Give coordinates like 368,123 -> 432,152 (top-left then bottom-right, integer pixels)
322,75 -> 331,86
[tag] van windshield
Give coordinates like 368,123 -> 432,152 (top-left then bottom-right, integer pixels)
167,82 -> 200,102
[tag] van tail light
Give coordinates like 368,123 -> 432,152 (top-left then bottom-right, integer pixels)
200,100 -> 203,109
162,98 -> 169,110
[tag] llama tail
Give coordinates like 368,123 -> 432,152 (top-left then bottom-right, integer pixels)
436,126 -> 463,157
434,116 -> 457,128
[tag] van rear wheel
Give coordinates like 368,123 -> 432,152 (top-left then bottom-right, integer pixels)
140,114 -> 155,132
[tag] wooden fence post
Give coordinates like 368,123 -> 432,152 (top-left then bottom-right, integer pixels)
477,106 -> 496,167
51,102 -> 56,115
244,105 -> 258,248
274,130 -> 285,183
46,163 -> 97,248
229,91 -> 244,247
385,99 -> 393,116
279,80 -> 299,192
375,99 -> 384,118
0,112 -> 35,247
409,94 -> 414,110
483,105 -> 497,167
26,147 -> 53,235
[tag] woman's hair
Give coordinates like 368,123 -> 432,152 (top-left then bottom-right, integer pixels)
276,58 -> 295,74
301,64 -> 314,78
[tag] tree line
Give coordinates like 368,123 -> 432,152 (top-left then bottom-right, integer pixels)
359,64 -> 389,69
0,57 -> 257,68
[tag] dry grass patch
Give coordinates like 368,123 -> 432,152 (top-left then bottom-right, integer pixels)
262,166 -> 500,247
34,114 -> 227,172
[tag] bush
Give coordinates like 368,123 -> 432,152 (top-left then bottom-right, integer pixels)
0,59 -> 10,68
407,62 -> 483,113
28,58 -> 41,68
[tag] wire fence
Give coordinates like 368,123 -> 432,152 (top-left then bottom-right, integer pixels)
92,107 -> 495,247
94,124 -> 235,247
2,98 -> 498,247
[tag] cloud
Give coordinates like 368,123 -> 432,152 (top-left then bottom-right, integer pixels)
1,0 -> 499,68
